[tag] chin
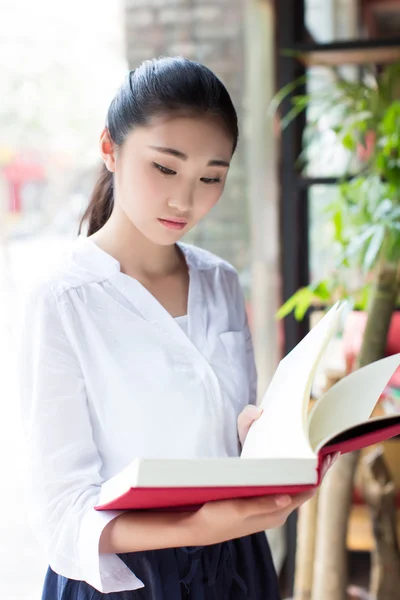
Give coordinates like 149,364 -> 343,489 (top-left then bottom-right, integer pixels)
154,219 -> 195,245
142,227 -> 188,247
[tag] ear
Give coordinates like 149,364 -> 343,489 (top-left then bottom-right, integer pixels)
100,128 -> 116,173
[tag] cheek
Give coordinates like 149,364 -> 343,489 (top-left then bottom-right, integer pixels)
195,185 -> 225,216
141,168 -> 163,198
119,165 -> 164,215
139,182 -> 162,212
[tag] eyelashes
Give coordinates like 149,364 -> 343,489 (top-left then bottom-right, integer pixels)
152,162 -> 221,185
153,162 -> 175,176
201,177 -> 222,185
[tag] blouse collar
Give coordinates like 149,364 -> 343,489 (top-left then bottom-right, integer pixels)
71,234 -> 195,282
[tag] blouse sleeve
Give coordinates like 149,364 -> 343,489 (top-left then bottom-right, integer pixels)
18,282 -> 144,593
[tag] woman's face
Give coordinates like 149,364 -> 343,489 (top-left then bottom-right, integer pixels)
100,114 -> 234,245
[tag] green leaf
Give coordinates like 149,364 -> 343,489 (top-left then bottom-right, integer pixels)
310,280 -> 332,301
281,103 -> 308,130
373,198 -> 392,221
341,132 -> 356,151
275,290 -> 304,320
332,210 -> 344,243
354,283 -> 372,310
381,101 -> 400,134
276,287 -> 312,320
276,281 -> 335,321
294,288 -> 314,321
363,225 -> 385,271
345,226 -> 376,258
292,94 -> 311,108
268,75 -> 307,116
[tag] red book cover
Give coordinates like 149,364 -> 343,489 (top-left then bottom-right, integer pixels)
95,419 -> 400,512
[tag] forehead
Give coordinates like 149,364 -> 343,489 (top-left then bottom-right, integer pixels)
124,114 -> 234,160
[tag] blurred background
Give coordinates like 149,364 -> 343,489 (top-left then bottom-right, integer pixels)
1,1 -> 400,598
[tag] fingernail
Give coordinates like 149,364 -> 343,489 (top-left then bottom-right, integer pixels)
276,495 -> 291,507
245,405 -> 263,420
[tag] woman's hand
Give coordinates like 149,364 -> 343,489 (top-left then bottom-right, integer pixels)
193,489 -> 316,546
237,404 -> 263,447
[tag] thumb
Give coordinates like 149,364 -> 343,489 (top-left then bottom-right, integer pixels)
238,404 -> 263,446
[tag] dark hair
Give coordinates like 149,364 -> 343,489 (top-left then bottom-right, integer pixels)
78,56 -> 239,236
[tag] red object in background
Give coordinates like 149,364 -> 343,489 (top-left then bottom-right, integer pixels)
343,311 -> 400,387
357,130 -> 376,162
2,157 -> 45,213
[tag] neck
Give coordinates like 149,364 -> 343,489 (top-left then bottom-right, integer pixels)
89,210 -> 182,279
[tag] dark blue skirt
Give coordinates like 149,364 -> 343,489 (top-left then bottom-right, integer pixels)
42,532 -> 281,599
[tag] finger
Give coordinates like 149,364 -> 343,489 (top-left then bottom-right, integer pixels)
238,405 -> 263,429
251,490 -> 316,523
236,488 -> 316,521
239,493 -> 293,516
237,405 -> 263,445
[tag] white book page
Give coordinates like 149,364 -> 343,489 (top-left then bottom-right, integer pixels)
97,457 -> 319,505
308,353 -> 400,452
135,457 -> 318,487
241,303 -> 345,460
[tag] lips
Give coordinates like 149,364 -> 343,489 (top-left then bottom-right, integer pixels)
158,218 -> 187,231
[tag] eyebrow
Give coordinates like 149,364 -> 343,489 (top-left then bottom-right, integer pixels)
148,145 -> 230,168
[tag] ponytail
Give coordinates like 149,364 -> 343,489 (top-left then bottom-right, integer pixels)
78,163 -> 114,236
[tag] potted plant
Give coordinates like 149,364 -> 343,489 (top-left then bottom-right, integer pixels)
273,62 -> 400,600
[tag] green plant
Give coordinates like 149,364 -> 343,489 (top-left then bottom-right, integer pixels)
274,63 -> 400,322
273,61 -> 400,600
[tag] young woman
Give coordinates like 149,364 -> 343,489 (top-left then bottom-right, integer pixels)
20,57 -> 314,599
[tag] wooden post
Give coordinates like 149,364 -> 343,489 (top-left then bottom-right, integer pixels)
293,491 -> 319,600
292,369 -> 342,600
361,446 -> 400,600
311,451 -> 358,600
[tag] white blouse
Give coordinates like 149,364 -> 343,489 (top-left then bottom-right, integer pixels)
18,235 -> 257,594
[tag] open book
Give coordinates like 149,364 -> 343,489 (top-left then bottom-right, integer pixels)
96,303 -> 400,511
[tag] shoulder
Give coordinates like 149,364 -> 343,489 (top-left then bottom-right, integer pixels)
22,273 -> 68,328
180,242 -> 238,275
25,238 -> 102,306
180,243 -> 244,304
21,261 -> 92,344
25,270 -> 77,306
23,255 -> 89,317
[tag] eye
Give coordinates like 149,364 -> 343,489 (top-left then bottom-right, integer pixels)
200,177 -> 221,185
153,162 -> 176,176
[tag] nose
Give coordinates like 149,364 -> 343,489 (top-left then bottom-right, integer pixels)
167,185 -> 194,214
